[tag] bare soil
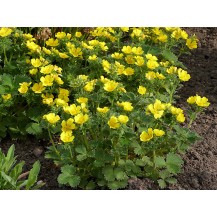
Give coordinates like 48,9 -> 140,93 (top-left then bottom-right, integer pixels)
1,28 -> 217,190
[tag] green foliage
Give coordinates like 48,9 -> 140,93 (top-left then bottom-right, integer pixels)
0,145 -> 43,190
0,27 -> 207,189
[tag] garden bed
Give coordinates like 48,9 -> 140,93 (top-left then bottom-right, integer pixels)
1,27 -> 216,190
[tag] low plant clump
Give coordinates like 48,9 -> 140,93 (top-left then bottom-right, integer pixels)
0,27 -> 210,189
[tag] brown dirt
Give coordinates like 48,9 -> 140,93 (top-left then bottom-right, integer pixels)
1,28 -> 217,190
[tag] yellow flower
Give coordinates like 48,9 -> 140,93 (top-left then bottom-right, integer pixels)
76,97 -> 88,104
18,82 -> 31,94
135,56 -> 144,66
178,69 -> 191,81
0,27 -> 13,37
60,130 -> 75,143
123,67 -> 134,76
157,34 -> 168,42
166,66 -> 177,74
40,64 -> 54,74
29,68 -> 38,75
186,37 -> 198,49
53,74 -> 64,85
138,86 -> 147,95
2,94 -> 12,100
43,113 -> 60,124
102,60 -> 111,73
40,75 -> 54,86
75,32 -> 82,38
31,58 -> 42,67
32,82 -> 45,93
26,41 -> 40,52
156,72 -> 165,80
59,52 -> 69,59
170,106 -> 184,115
74,113 -> 89,125
64,104 -> 81,115
46,38 -> 59,46
132,47 -> 144,55
118,101 -> 133,112
146,54 -> 158,61
61,118 -> 76,132
111,52 -> 123,59
147,60 -> 159,69
84,80 -> 95,92
176,113 -> 185,123
108,116 -> 120,129
188,95 -> 210,107
97,106 -> 110,113
195,95 -> 210,107
104,80 -> 118,92
187,96 -> 196,104
118,115 -> 129,124
125,55 -> 135,64
42,47 -> 52,55
122,46 -> 132,54
55,98 -> 68,107
68,47 -> 83,57
146,71 -> 156,80
55,32 -> 66,39
153,129 -> 165,136
88,54 -> 98,61
147,99 -> 166,119
140,128 -> 154,142
41,93 -> 54,106
121,27 -> 129,32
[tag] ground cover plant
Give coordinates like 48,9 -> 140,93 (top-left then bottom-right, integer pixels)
0,27 -> 210,189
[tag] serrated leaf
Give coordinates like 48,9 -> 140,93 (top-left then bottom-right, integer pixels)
113,167 -> 127,180
26,161 -> 40,189
1,74 -> 13,88
76,154 -> 87,161
0,85 -> 6,94
166,177 -> 177,184
166,153 -> 183,174
68,175 -> 80,188
25,123 -> 42,135
135,159 -> 146,166
103,166 -> 115,181
108,180 -> 128,190
159,169 -> 171,179
61,164 -> 76,175
154,156 -> 166,168
161,49 -> 178,64
75,145 -> 87,155
158,179 -> 167,189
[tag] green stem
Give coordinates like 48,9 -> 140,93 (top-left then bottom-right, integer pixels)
82,129 -> 90,151
112,137 -> 120,166
48,125 -> 59,155
3,47 -> 8,64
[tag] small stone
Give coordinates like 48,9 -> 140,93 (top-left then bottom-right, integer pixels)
33,147 -> 43,157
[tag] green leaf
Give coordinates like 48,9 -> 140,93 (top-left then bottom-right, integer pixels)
103,166 -> 115,181
154,156 -> 166,168
25,161 -> 41,189
75,145 -> 87,155
1,74 -> 13,88
25,123 -> 42,135
166,153 -> 183,174
157,179 -> 167,189
107,180 -> 128,190
58,165 -> 80,188
68,175 -> 80,188
1,171 -> 16,189
113,167 -> 127,180
161,49 -> 178,64
166,177 -> 177,184
76,154 -> 87,161
0,85 -> 6,94
6,144 -> 15,162
159,169 -> 171,179
61,164 -> 76,175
